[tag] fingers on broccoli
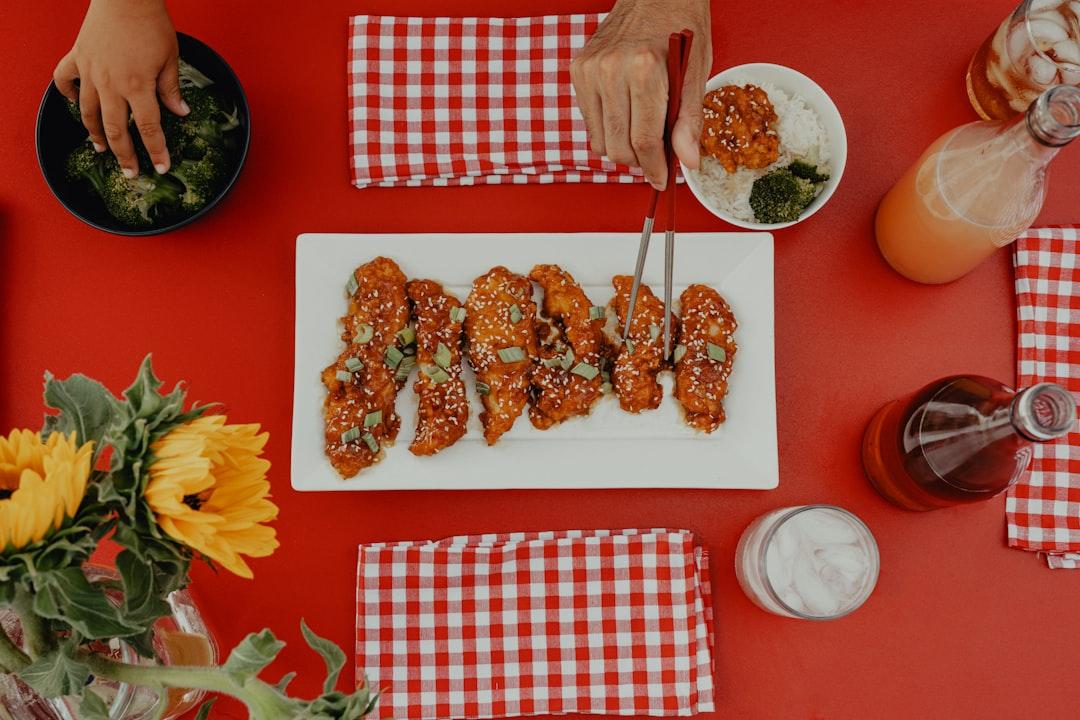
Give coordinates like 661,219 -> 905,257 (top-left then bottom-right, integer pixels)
63,58 -> 241,227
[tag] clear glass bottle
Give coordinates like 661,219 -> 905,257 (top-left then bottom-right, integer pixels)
863,376 -> 1077,511
875,84 -> 1080,284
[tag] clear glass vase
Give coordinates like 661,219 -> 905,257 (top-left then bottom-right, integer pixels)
0,566 -> 217,720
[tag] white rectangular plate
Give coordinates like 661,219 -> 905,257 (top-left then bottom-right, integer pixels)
292,233 -> 777,491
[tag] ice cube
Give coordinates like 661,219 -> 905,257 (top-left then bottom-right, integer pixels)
765,542 -> 794,592
1027,18 -> 1070,49
793,509 -> 859,546
1070,1 -> 1080,21
817,545 -> 869,577
1062,66 -> 1080,84
1029,53 -> 1061,85
1029,0 -> 1061,12
1052,38 -> 1080,65
1008,25 -> 1033,60
792,561 -> 840,617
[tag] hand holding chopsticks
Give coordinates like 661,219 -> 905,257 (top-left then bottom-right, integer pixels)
622,29 -> 694,360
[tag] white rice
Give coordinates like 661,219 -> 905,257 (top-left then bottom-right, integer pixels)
690,80 -> 830,223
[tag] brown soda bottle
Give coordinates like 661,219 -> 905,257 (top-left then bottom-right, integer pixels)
862,376 -> 1076,511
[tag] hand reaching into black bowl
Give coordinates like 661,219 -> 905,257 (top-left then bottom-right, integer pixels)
53,0 -> 186,178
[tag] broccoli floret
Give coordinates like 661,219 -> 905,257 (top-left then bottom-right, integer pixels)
168,147 -> 228,212
789,159 -> 830,184
749,168 -> 817,224
174,86 -> 242,158
65,143 -> 109,196
66,98 -> 82,124
178,58 -> 214,89
99,157 -> 184,227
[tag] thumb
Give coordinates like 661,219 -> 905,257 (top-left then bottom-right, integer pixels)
671,51 -> 709,171
157,54 -> 189,116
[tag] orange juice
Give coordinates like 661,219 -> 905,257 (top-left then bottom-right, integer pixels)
875,85 -> 1080,284
875,131 -> 1017,284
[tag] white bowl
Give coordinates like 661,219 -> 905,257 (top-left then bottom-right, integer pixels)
681,63 -> 847,231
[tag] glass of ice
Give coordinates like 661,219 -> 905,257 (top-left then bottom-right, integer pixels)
967,0 -> 1080,120
735,505 -> 880,620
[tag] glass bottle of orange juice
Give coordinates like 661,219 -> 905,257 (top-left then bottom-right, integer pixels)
876,84 -> 1080,284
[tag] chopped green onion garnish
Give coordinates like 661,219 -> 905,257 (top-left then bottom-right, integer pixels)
434,342 -> 452,369
346,273 -> 359,296
673,344 -> 688,364
601,370 -> 611,383
571,362 -> 600,380
542,356 -> 563,369
384,346 -> 404,369
589,306 -> 606,321
335,370 -> 353,383
394,356 -> 416,382
498,346 -> 526,363
361,432 -> 379,453
560,349 -> 575,371
449,306 -> 466,323
340,426 -> 361,444
345,357 -> 364,373
707,343 -> 727,362
424,365 -> 451,384
601,382 -> 613,394
403,345 -> 416,356
397,327 -> 416,346
649,324 -> 661,342
509,304 -> 523,324
354,324 -> 374,344
476,381 -> 491,396
363,410 -> 382,428
625,339 -> 636,355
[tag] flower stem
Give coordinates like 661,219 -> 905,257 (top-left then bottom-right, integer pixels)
82,653 -> 299,720
0,627 -> 31,673
11,587 -> 52,660
83,653 -> 237,695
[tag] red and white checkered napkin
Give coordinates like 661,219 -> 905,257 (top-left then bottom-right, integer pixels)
347,14 -> 646,188
355,529 -> 715,719
1008,227 -> 1080,569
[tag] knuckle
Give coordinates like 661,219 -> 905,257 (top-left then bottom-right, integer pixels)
597,54 -> 623,77
135,120 -> 162,138
629,48 -> 660,74
102,123 -> 127,142
80,107 -> 98,125
630,133 -> 660,153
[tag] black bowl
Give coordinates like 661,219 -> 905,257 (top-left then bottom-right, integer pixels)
36,32 -> 251,236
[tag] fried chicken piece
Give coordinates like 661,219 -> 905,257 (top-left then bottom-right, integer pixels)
607,276 -> 679,414
527,264 -> 605,430
701,84 -> 780,174
321,257 -> 410,478
406,279 -> 469,456
674,284 -> 737,433
464,266 -> 538,445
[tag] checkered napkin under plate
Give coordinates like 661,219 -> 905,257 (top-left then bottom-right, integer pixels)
355,529 -> 715,719
347,14 -> 647,188
1008,227 -> 1080,569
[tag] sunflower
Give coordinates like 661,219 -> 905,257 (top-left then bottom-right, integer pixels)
0,430 -> 94,553
144,415 -> 279,579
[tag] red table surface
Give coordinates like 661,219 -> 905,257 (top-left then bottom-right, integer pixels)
3,0 -> 1079,718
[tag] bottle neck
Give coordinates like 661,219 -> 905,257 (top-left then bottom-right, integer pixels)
1012,383 -> 1077,442
1025,85 -> 1080,149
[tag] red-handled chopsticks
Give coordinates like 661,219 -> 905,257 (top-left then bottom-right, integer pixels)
622,29 -> 694,361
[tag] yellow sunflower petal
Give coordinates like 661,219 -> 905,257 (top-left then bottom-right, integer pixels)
144,416 -> 278,578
